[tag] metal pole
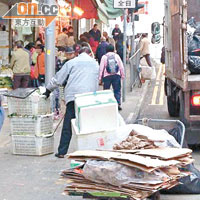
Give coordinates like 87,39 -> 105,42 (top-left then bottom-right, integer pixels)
131,13 -> 135,56
45,0 -> 56,85
122,9 -> 127,102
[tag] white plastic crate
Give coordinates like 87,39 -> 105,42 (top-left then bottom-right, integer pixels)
75,90 -> 118,134
10,114 -> 53,136
70,118 -> 132,152
8,93 -> 52,115
12,134 -> 54,156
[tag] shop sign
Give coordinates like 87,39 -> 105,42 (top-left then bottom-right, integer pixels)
114,0 -> 135,8
2,2 -> 58,27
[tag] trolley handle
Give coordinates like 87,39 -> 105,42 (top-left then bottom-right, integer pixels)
135,118 -> 185,148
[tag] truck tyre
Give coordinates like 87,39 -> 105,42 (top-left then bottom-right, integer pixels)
167,96 -> 179,117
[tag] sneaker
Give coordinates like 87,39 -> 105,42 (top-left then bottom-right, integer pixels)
55,153 -> 65,158
118,105 -> 122,111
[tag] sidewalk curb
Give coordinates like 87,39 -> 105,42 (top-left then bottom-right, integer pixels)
128,58 -> 160,123
126,80 -> 150,124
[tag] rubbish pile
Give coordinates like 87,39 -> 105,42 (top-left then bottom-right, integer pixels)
61,147 -> 193,200
6,88 -> 54,156
187,17 -> 200,74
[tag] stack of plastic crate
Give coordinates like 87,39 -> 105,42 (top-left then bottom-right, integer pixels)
8,91 -> 54,156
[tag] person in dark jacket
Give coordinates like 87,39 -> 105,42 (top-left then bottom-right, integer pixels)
116,33 -> 124,61
112,24 -> 121,41
89,24 -> 101,42
96,37 -> 109,64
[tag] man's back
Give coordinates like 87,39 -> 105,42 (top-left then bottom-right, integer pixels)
96,41 -> 108,63
11,48 -> 30,74
140,37 -> 150,56
64,53 -> 99,103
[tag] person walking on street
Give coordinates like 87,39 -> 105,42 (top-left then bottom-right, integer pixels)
140,33 -> 152,67
112,24 -> 121,41
67,26 -> 75,47
89,24 -> 101,43
96,37 -> 109,64
35,44 -> 45,86
99,44 -> 125,111
10,41 -> 30,89
56,27 -> 68,48
103,31 -> 115,50
43,47 -> 99,158
116,33 -> 124,61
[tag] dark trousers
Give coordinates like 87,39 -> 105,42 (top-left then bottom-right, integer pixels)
144,54 -> 152,67
103,74 -> 121,105
13,75 -> 30,90
38,74 -> 45,86
58,101 -> 75,155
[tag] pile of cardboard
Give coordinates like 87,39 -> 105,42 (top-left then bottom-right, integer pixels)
61,148 -> 193,200
113,129 -> 157,150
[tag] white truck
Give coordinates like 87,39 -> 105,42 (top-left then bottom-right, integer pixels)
164,0 -> 200,145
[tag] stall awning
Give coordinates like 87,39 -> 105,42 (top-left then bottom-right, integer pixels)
74,0 -> 98,20
103,0 -> 123,18
95,0 -> 109,24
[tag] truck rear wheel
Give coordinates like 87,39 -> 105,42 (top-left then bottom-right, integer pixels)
167,96 -> 180,117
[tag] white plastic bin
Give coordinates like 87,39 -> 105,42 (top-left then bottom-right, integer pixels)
8,94 -> 52,115
70,119 -> 133,152
75,90 -> 118,134
10,114 -> 53,136
12,134 -> 54,156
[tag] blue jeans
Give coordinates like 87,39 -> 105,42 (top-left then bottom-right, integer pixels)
58,101 -> 75,155
103,74 -> 121,105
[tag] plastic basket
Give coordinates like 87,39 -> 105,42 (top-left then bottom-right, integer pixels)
12,134 -> 54,156
10,114 -> 53,136
8,94 -> 52,115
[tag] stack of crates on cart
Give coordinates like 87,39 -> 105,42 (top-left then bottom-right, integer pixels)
70,90 -> 129,154
7,88 -> 54,156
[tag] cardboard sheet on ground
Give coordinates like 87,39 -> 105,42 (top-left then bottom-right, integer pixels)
135,148 -> 192,160
68,150 -> 180,171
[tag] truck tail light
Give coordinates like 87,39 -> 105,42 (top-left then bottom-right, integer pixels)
191,95 -> 200,106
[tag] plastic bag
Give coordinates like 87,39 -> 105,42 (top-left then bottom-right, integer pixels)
188,55 -> 200,74
126,124 -> 180,148
188,35 -> 200,53
83,160 -> 168,186
141,66 -> 156,80
162,127 -> 200,194
162,164 -> 200,194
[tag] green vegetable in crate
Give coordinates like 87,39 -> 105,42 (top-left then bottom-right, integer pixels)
0,77 -> 12,89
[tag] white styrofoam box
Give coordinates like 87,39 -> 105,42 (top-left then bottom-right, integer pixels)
70,119 -> 133,152
10,114 -> 53,136
75,90 -> 118,134
12,134 -> 54,156
8,93 -> 52,115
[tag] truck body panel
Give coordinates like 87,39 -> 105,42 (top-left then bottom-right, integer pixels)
165,0 -> 200,144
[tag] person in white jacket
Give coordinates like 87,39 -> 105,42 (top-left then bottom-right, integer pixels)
43,46 -> 99,158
